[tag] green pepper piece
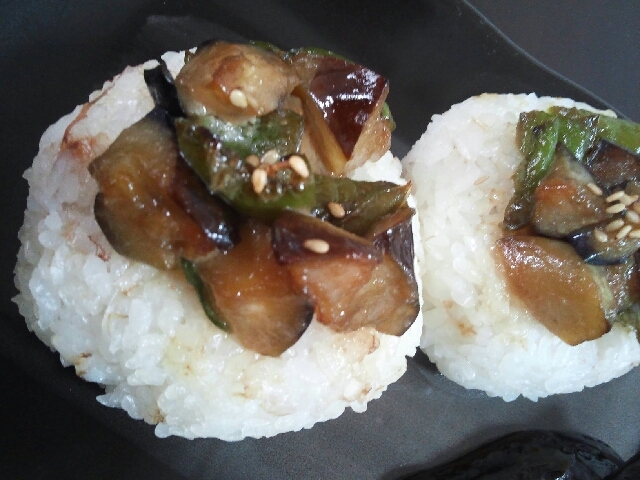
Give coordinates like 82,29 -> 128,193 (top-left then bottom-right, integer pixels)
547,107 -> 599,160
312,176 -> 410,236
176,119 -> 315,221
380,102 -> 396,132
504,111 -> 560,230
548,107 -> 640,158
597,115 -> 640,155
190,109 -> 304,159
180,257 -> 228,331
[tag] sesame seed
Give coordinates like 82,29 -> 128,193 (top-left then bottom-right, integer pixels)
593,229 -> 608,243
627,210 -> 640,224
586,183 -> 603,196
261,149 -> 280,165
245,154 -> 260,168
605,219 -> 625,232
606,191 -> 626,202
229,89 -> 248,109
288,155 -> 309,178
327,201 -> 346,218
619,193 -> 637,207
633,203 -> 640,214
606,203 -> 626,214
251,168 -> 267,194
617,225 -> 633,239
629,229 -> 640,238
303,238 -> 330,254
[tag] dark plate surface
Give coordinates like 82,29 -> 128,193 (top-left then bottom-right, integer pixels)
1,1 -> 639,478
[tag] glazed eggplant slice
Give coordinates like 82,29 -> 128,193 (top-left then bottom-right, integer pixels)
497,235 -> 609,345
532,144 -> 609,237
585,139 -> 640,189
366,206 -> 417,283
175,42 -> 300,123
273,211 -> 418,335
189,220 -> 313,356
567,223 -> 640,266
400,430 -> 624,480
291,51 -> 391,174
171,158 -> 238,251
89,108 -> 222,270
504,110 -> 560,230
593,258 -> 640,320
143,62 -> 185,118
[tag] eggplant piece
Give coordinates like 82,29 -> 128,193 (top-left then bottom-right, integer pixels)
593,257 -> 640,321
175,42 -> 300,123
366,206 -> 417,283
302,55 -> 389,159
585,139 -> 640,189
171,158 -> 238,251
504,111 -> 560,230
190,220 -> 313,356
176,120 -> 315,221
89,108 -> 221,270
567,224 -> 640,266
400,430 -> 624,480
312,176 -> 411,236
532,144 -> 609,237
294,84 -> 349,175
497,235 -> 609,345
143,61 -> 185,118
290,51 -> 391,175
273,211 -> 418,335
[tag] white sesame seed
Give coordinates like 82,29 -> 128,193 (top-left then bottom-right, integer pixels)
606,191 -> 626,202
229,89 -> 248,108
288,155 -> 309,178
619,193 -> 637,207
327,202 -> 346,218
251,168 -> 267,194
605,219 -> 625,232
245,154 -> 260,168
606,203 -> 626,214
586,183 -> 603,196
629,229 -> 640,238
627,210 -> 640,224
303,238 -> 330,254
617,225 -> 633,239
593,229 -> 608,243
261,149 -> 280,165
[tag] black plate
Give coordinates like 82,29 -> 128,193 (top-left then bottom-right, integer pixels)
1,1 -> 639,478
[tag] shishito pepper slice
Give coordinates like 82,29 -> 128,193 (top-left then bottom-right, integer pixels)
187,109 -> 304,159
312,176 -> 411,236
175,117 -> 315,221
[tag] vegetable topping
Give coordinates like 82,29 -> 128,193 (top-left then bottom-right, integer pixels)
89,41 -> 418,356
500,107 -> 640,344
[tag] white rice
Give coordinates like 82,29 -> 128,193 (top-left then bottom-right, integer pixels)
13,51 -> 423,440
404,93 -> 640,401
